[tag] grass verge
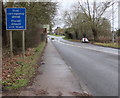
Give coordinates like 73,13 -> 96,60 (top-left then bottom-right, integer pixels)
93,42 -> 120,49
2,42 -> 46,90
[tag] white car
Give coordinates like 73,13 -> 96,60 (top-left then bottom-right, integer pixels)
82,38 -> 89,43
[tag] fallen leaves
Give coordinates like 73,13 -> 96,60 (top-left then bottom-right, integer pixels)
25,48 -> 35,57
57,91 -> 63,96
34,89 -> 49,95
70,91 -> 92,96
2,48 -> 36,89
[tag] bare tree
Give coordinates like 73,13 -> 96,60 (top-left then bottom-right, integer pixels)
77,0 -> 113,41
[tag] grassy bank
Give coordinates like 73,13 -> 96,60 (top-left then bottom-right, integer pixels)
2,42 -> 46,90
93,42 -> 120,49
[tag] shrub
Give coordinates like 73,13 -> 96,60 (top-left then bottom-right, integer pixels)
98,36 -> 111,43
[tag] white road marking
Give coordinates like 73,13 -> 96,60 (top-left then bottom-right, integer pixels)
55,40 -> 118,55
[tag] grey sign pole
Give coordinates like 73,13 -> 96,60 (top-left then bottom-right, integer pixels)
10,31 -> 13,57
22,30 -> 25,58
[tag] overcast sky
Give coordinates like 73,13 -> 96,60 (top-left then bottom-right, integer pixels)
3,0 -> 119,30
54,0 -> 119,30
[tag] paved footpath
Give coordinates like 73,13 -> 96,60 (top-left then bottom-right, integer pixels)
20,39 -> 85,96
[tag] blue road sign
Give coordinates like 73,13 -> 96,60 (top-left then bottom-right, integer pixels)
6,8 -> 26,30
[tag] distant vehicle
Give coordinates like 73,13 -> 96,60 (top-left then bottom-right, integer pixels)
82,38 -> 89,43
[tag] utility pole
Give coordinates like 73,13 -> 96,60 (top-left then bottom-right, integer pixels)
112,0 -> 114,43
118,1 -> 120,29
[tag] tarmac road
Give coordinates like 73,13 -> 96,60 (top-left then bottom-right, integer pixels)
50,36 -> 118,96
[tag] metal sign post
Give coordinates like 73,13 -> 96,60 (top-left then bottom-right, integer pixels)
6,8 -> 26,58
10,31 -> 13,57
22,31 -> 25,58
